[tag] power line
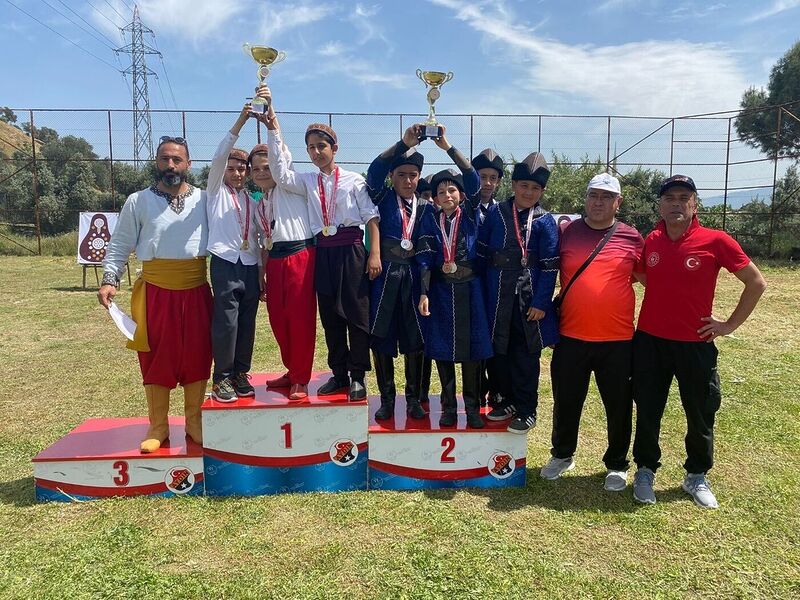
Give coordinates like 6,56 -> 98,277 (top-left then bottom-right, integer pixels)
150,35 -> 178,109
41,0 -> 116,50
153,74 -> 177,133
2,0 -> 122,72
103,0 -> 126,21
85,0 -> 123,29
54,0 -> 119,47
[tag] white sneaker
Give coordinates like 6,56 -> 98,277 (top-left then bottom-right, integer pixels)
604,470 -> 628,492
682,473 -> 719,509
539,456 -> 575,480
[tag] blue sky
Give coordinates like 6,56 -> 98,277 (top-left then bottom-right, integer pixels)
2,0 -> 799,116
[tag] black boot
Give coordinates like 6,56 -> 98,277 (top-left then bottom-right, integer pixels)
372,351 -> 395,418
403,351 -> 427,419
436,360 -> 457,427
462,360 -> 485,429
419,356 -> 432,404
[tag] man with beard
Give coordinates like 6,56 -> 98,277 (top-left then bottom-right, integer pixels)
99,136 -> 211,453
206,100 -> 263,402
480,152 -> 560,434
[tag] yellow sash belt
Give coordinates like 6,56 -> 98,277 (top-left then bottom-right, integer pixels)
127,257 -> 208,352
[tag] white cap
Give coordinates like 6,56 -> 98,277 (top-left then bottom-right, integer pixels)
587,173 -> 621,194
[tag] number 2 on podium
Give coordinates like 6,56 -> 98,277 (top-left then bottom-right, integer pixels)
440,437 -> 456,463
280,422 -> 292,449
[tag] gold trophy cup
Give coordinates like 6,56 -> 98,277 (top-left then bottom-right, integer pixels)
243,43 -> 286,110
416,69 -> 454,140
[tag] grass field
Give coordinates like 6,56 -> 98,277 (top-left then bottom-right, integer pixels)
0,256 -> 798,599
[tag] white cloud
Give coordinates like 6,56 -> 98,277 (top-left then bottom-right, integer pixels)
259,2 -> 337,40
745,0 -> 800,22
429,0 -> 748,116
348,3 -> 390,47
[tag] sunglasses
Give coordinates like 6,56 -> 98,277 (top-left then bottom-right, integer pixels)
159,136 -> 188,146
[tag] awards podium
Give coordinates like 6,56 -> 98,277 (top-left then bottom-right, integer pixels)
368,395 -> 527,490
32,374 -> 527,501
202,373 -> 368,496
32,417 -> 204,502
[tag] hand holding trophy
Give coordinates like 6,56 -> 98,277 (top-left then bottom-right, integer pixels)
415,69 -> 454,140
243,43 -> 286,111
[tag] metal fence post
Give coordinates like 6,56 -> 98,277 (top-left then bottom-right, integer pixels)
537,115 -> 542,153
722,117 -> 731,231
606,116 -> 612,169
768,108 -> 782,256
669,118 -> 675,176
28,109 -> 42,255
108,110 -> 115,210
469,115 -> 474,159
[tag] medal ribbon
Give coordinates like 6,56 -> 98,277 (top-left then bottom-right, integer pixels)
397,194 -> 417,243
317,167 -> 340,229
511,203 -> 535,265
257,188 -> 274,240
438,206 -> 461,265
227,185 -> 251,246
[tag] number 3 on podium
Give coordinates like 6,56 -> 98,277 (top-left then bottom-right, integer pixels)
112,460 -> 129,486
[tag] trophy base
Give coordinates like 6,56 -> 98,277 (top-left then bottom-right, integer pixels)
419,124 -> 443,141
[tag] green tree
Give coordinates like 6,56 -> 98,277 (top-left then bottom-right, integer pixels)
0,107 -> 17,125
735,41 -> 800,156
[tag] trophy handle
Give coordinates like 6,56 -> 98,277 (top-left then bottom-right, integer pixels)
274,51 -> 287,65
242,43 -> 252,57
443,71 -> 454,84
416,69 -> 425,85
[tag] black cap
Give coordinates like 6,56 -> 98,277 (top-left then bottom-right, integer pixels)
430,168 -> 464,196
416,176 -> 431,194
390,148 -> 424,172
472,148 -> 504,177
659,174 -> 697,195
511,152 -> 550,187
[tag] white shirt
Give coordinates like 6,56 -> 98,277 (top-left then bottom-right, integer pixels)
267,129 -> 378,236
206,131 -> 260,265
253,144 -> 313,243
103,186 -> 207,279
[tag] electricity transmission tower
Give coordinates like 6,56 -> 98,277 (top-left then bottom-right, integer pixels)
116,6 -> 161,165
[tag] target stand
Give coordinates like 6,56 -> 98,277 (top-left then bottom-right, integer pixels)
202,372 -> 368,496
367,395 -> 527,490
32,417 -> 204,502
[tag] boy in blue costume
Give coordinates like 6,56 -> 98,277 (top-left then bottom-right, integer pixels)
416,141 -> 490,429
479,152 -> 560,434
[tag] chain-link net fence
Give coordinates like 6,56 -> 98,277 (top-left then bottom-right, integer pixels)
1,103 -> 798,257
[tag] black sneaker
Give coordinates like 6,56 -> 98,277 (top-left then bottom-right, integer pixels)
507,414 -> 536,434
318,375 -> 350,395
486,399 -> 516,421
212,377 -> 237,403
232,372 -> 255,397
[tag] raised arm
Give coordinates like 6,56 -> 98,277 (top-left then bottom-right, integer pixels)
366,125 -> 422,205
432,125 -> 480,215
208,103 -> 251,197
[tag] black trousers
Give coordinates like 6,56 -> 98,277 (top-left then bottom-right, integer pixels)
493,295 -> 541,419
550,336 -> 633,471
435,360 -> 481,415
632,331 -> 721,474
316,243 -> 371,382
210,255 -> 260,384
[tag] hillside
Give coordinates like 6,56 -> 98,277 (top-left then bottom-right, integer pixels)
0,120 -> 41,158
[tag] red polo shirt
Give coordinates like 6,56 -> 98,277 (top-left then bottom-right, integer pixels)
636,217 -> 751,342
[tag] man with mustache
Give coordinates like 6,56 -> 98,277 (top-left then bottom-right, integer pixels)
631,174 -> 766,509
98,136 -> 211,454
